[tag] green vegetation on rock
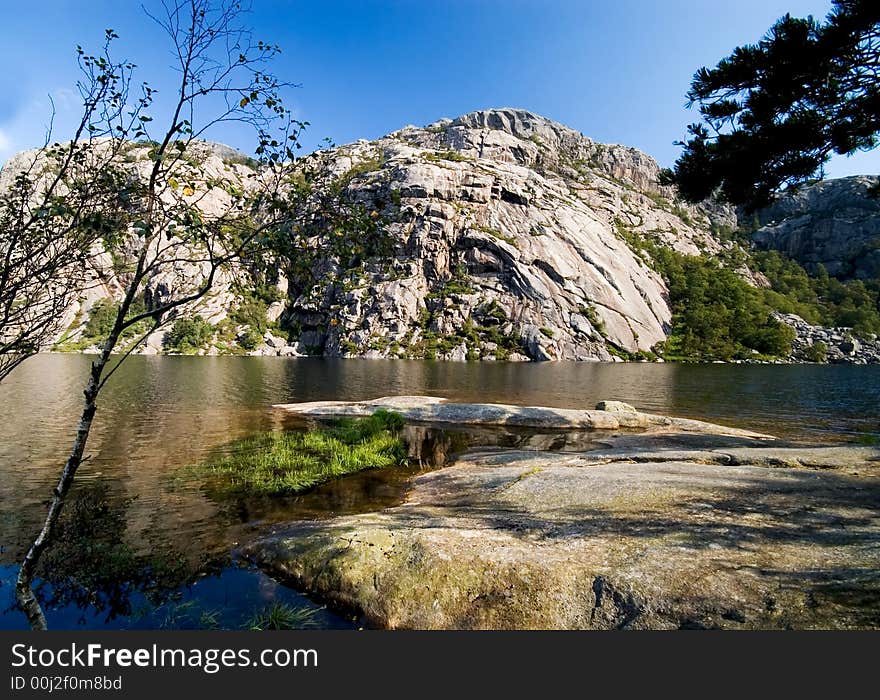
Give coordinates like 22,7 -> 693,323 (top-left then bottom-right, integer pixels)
221,153 -> 260,170
83,299 -> 119,338
54,297 -> 154,352
753,251 -> 880,335
166,317 -> 214,354
427,264 -> 475,297
188,410 -> 407,496
403,297 -> 525,361
658,249 -> 796,360
617,227 -> 795,360
230,296 -> 268,333
333,152 -> 386,192
474,224 -> 517,247
802,341 -> 828,363
246,602 -> 320,630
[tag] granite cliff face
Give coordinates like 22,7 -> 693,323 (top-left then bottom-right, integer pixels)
751,175 -> 880,280
0,139 -> 262,355
276,108 -> 731,361
7,108 -> 876,361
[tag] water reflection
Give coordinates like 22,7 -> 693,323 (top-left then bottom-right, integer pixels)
191,423 -> 503,524
2,355 -> 878,559
26,481 -> 194,623
1,355 -> 878,628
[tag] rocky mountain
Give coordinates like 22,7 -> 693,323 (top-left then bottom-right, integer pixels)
752,175 -> 880,280
5,108 -> 877,362
0,139 -> 264,356
272,108 -> 733,361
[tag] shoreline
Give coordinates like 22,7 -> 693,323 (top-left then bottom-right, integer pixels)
42,348 -> 880,364
247,397 -> 880,630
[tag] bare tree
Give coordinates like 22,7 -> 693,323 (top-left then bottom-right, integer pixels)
0,31 -> 142,381
14,0 -> 304,629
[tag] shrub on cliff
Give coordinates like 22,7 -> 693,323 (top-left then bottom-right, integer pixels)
646,244 -> 795,360
754,251 -> 880,335
166,317 -> 214,354
83,300 -> 120,338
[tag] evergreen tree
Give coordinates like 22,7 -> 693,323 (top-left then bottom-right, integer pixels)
673,0 -> 880,210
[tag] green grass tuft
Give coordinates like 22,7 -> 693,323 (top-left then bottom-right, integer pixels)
188,410 -> 407,496
247,602 -> 320,630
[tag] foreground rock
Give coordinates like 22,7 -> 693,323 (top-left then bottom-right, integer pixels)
247,403 -> 880,629
274,395 -> 771,438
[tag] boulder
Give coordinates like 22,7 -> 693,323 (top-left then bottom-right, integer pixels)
595,400 -> 636,413
273,396 -> 771,437
839,338 -> 860,355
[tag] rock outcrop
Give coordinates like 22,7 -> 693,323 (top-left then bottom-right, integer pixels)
246,419 -> 880,630
5,110 -> 737,360
0,140 -> 265,354
273,395 -> 771,437
280,108 -> 732,361
7,109 -> 877,362
751,175 -> 880,280
776,312 -> 880,364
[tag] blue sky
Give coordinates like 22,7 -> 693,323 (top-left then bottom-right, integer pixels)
1,0 -> 877,177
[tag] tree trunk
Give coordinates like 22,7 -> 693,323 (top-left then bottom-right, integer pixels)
14,352 -> 107,630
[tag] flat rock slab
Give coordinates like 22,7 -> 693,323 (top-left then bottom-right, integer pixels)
273,395 -> 772,438
584,432 -> 880,473
247,447 -> 880,629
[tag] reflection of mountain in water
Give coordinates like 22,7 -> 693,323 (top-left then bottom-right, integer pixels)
7,481 -> 196,623
4,355 -> 880,629
403,422 -> 613,460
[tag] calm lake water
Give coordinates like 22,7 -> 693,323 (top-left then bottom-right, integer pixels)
1,354 -> 878,629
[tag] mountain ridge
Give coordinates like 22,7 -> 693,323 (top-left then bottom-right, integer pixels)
270,107 -> 732,361
3,107 -> 877,362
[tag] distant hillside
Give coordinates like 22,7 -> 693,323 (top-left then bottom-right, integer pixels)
3,108 -> 878,362
752,175 -> 880,280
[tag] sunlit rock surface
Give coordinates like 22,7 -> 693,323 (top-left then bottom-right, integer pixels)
248,401 -> 880,629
